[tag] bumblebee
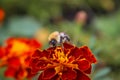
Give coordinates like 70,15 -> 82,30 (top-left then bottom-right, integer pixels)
48,31 -> 70,47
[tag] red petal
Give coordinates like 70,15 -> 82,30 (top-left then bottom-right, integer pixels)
51,74 -> 59,80
4,67 -> 16,77
28,39 -> 42,48
68,56 -> 75,63
61,68 -> 77,80
76,70 -> 90,80
39,73 -> 59,80
0,47 -> 5,58
64,48 -> 70,55
42,68 -> 56,79
33,50 -> 50,59
90,55 -> 97,63
36,60 -> 50,70
26,68 -> 36,78
8,57 -> 21,69
80,46 -> 97,63
84,65 -> 92,74
29,58 -> 40,74
38,73 -> 43,80
29,58 -> 39,67
32,49 -> 42,58
77,59 -> 90,71
17,68 -> 27,79
63,43 -> 74,49
69,47 -> 82,59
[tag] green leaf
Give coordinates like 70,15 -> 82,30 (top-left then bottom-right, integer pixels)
89,36 -> 96,49
93,67 -> 111,80
8,16 -> 41,36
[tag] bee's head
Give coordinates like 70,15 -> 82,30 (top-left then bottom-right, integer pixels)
49,39 -> 57,47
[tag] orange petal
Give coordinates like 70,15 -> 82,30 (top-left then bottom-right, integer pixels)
61,68 -> 77,80
42,68 -> 56,79
76,70 -> 90,80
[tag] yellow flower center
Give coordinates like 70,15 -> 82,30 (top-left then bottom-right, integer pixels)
54,47 -> 68,63
10,40 -> 30,56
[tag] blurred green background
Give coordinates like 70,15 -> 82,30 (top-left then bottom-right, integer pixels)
0,0 -> 120,80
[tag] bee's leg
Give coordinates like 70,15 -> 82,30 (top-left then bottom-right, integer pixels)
64,36 -> 71,43
66,36 -> 70,42
60,43 -> 64,51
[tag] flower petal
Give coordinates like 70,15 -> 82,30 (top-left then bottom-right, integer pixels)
17,68 -> 27,79
42,68 -> 56,79
76,70 -> 90,80
51,74 -> 59,80
76,59 -> 90,71
33,50 -> 50,59
29,58 -> 41,74
84,65 -> 92,74
61,68 -> 77,80
80,46 -> 97,63
36,60 -> 51,70
28,39 -> 42,48
4,67 -> 16,77
26,68 -> 36,78
39,73 -> 59,80
7,57 -> 21,69
32,49 -> 42,58
0,47 -> 5,58
63,43 -> 74,49
69,47 -> 82,59
38,73 -> 43,80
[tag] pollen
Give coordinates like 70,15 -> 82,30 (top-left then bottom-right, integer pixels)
54,47 -> 68,63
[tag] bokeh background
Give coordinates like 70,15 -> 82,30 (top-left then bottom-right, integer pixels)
0,0 -> 120,80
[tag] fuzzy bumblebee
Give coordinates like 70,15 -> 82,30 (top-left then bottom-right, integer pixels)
48,31 -> 70,47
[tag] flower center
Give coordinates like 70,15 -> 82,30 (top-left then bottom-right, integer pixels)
54,47 -> 68,63
10,41 -> 30,56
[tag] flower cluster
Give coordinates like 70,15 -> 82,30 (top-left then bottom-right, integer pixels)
29,42 -> 97,80
0,37 -> 42,80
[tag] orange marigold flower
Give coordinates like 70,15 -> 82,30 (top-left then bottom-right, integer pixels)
0,37 -> 42,80
29,43 -> 97,80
